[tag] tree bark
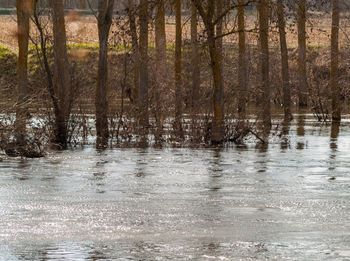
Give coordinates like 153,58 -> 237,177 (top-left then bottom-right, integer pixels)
128,0 -> 139,104
174,0 -> 183,135
139,0 -> 149,134
154,0 -> 166,139
277,0 -> 292,121
297,0 -> 308,107
50,0 -> 72,148
259,0 -> 271,130
331,0 -> 340,122
190,2 -> 200,114
96,0 -> 114,148
15,0 -> 32,146
237,0 -> 247,118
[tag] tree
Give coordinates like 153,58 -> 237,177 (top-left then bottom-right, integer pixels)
174,0 -> 183,135
192,0 -> 225,144
258,0 -> 271,130
276,0 -> 293,121
15,0 -> 32,147
237,0 -> 247,118
331,0 -> 340,122
138,0 -> 149,135
95,0 -> 115,148
154,0 -> 167,139
297,0 -> 308,107
127,0 -> 140,104
190,1 -> 200,114
50,0 -> 72,148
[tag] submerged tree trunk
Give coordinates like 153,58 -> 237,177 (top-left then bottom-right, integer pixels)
192,0 -> 224,144
154,0 -> 166,140
190,2 -> 200,115
96,0 -> 114,148
259,0 -> 271,130
50,0 -> 72,148
128,0 -> 139,104
237,0 -> 247,118
174,0 -> 183,135
277,0 -> 292,121
331,0 -> 340,122
297,0 -> 308,108
139,0 -> 149,134
15,0 -> 32,146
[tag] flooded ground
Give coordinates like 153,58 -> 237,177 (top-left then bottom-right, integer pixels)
0,115 -> 349,260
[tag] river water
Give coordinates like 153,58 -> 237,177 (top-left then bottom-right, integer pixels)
0,115 -> 349,260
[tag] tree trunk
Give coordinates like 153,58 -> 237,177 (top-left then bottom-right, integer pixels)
128,0 -> 139,104
277,0 -> 292,121
154,0 -> 166,140
139,0 -> 149,134
15,0 -> 32,146
297,0 -> 308,108
331,0 -> 340,122
174,0 -> 183,135
50,0 -> 71,148
190,2 -> 200,114
237,0 -> 247,118
96,0 -> 114,148
259,0 -> 271,130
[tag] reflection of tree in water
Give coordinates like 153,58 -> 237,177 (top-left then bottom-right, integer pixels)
280,120 -> 291,151
296,114 -> 305,150
329,122 -> 340,171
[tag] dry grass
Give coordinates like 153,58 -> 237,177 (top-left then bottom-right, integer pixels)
1,12 -> 350,51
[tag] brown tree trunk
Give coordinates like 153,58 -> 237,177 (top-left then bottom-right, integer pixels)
174,0 -> 183,135
128,0 -> 139,104
331,0 -> 340,122
139,0 -> 149,134
154,0 -> 166,140
15,0 -> 32,146
297,0 -> 308,108
277,0 -> 292,121
96,0 -> 114,148
237,0 -> 247,118
190,2 -> 200,114
259,0 -> 271,130
50,0 -> 72,148
192,0 -> 224,144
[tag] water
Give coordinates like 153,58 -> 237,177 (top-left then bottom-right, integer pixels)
0,115 -> 349,260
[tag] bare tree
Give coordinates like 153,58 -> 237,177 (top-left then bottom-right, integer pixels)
139,0 -> 149,135
95,0 -> 115,148
237,0 -> 247,118
297,0 -> 308,107
258,0 -> 271,130
50,0 -> 72,148
331,0 -> 340,122
192,0 -> 225,144
174,0 -> 183,135
277,0 -> 292,121
190,1 -> 200,114
15,0 -> 33,147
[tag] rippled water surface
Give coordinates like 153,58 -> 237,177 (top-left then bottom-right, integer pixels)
0,115 -> 349,260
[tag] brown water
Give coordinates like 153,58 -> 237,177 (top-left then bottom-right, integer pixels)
0,115 -> 349,260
